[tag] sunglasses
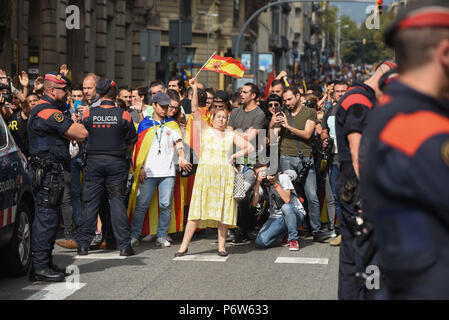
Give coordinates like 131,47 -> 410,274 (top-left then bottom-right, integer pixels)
268,103 -> 280,107
55,86 -> 69,92
158,104 -> 170,108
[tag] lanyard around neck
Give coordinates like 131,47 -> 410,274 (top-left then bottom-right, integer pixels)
153,118 -> 166,155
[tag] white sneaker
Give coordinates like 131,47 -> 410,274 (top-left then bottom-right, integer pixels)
156,237 -> 171,247
141,234 -> 156,242
131,238 -> 140,248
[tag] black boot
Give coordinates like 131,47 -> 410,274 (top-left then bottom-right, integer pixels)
29,268 -> 65,282
49,261 -> 70,277
77,247 -> 89,256
119,246 -> 135,257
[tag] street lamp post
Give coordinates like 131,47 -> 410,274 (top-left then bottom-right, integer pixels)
198,11 -> 218,87
336,8 -> 350,66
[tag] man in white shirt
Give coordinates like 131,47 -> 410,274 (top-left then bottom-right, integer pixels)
130,92 -> 191,247
252,163 -> 305,251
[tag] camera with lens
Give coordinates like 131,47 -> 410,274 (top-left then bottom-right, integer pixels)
303,99 -> 315,109
258,168 -> 271,185
296,159 -> 313,186
322,138 -> 334,162
0,77 -> 13,105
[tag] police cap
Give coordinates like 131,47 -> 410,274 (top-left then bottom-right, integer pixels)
378,68 -> 399,92
96,79 -> 117,96
384,0 -> 449,47
153,92 -> 171,106
44,72 -> 72,88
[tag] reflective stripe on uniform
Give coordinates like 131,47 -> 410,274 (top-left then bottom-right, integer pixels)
0,205 -> 17,228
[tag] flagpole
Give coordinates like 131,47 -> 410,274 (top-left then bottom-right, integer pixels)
194,51 -> 217,79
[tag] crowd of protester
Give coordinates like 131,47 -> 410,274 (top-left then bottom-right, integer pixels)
2,0 -> 446,299
0,62 -> 378,256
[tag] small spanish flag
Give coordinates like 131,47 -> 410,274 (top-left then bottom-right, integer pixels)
203,54 -> 246,78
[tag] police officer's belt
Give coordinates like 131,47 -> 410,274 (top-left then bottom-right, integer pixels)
86,154 -> 126,161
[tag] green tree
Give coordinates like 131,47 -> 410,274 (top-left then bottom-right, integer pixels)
318,2 -> 396,64
361,9 -> 396,63
318,2 -> 338,57
339,15 -> 362,63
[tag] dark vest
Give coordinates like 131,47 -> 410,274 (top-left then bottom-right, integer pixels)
28,97 -> 70,164
335,82 -> 376,163
84,102 -> 128,158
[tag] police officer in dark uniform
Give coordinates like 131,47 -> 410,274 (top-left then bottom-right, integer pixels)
28,72 -> 88,282
361,0 -> 449,299
334,62 -> 394,299
58,79 -> 137,256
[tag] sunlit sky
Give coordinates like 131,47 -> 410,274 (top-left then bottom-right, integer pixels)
333,0 -> 395,23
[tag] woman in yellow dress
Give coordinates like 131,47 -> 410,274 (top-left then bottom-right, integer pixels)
175,78 -> 254,257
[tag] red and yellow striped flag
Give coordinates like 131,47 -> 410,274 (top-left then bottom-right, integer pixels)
203,54 -> 246,78
127,118 -> 187,235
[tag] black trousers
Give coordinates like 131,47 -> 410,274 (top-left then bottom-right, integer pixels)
336,162 -> 364,300
75,158 -> 130,250
98,195 -> 116,244
31,171 -> 64,271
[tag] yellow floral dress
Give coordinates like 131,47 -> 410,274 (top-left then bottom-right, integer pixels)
188,127 -> 237,228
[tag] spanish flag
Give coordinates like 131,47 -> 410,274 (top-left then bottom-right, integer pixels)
203,54 -> 246,78
127,117 -> 187,235
182,108 -> 212,222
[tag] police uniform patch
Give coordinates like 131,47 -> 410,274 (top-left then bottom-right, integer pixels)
53,112 -> 64,123
442,140 -> 449,167
352,104 -> 364,118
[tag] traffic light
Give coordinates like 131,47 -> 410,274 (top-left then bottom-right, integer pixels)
376,0 -> 383,15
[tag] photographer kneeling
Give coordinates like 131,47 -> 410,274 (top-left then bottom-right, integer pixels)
252,163 -> 306,251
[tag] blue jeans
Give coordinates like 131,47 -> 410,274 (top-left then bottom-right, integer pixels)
328,161 -> 341,225
131,176 -> 176,240
255,203 -> 305,249
70,157 -> 84,227
280,155 -> 321,234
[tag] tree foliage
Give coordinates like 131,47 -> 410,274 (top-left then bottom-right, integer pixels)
318,2 -> 396,64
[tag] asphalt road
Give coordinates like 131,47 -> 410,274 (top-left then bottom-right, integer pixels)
0,229 -> 339,300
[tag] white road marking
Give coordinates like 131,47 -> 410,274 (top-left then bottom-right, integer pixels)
173,254 -> 228,262
74,251 -> 127,260
275,257 -> 329,265
26,282 -> 86,300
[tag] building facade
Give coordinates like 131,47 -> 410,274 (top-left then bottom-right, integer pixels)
1,0 -> 151,87
0,0 -> 319,90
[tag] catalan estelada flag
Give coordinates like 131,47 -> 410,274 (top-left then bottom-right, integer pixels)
203,54 -> 246,78
181,68 -> 191,88
127,116 -> 187,235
